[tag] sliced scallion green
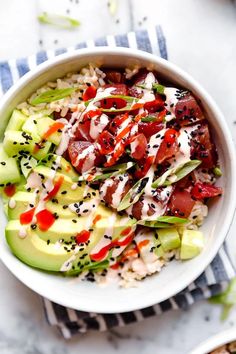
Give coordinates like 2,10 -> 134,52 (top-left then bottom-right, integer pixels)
31,88 -> 77,105
38,12 -> 80,30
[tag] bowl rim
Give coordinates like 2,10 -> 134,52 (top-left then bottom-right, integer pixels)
189,327 -> 236,354
0,46 -> 235,313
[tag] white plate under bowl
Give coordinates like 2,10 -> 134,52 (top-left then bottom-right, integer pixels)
190,327 -> 236,354
0,48 -> 235,313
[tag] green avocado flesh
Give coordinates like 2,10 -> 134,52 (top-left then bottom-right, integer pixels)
1,122 -> 136,273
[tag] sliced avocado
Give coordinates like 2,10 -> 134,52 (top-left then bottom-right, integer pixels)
35,205 -> 120,244
180,229 -> 204,260
3,131 -> 52,160
20,156 -> 37,178
33,165 -> 91,203
7,191 -> 35,219
6,222 -> 74,271
5,110 -> 27,132
46,202 -> 77,219
39,155 -> 78,179
7,191 -> 79,220
157,228 -> 181,252
6,203 -> 136,273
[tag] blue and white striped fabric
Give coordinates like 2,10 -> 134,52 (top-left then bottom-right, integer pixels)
0,26 -> 235,339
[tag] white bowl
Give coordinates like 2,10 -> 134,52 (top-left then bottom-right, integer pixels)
190,327 -> 236,354
0,48 -> 235,313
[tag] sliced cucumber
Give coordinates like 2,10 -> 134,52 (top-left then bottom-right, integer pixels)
5,110 -> 27,132
3,131 -> 52,160
0,157 -> 21,185
22,116 -> 41,141
36,116 -> 62,145
20,156 -> 37,178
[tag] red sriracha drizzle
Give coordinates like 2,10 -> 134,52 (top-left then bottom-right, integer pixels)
75,230 -> 90,244
44,176 -> 64,201
42,122 -> 65,140
36,209 -> 55,231
90,244 -> 111,262
20,207 -> 36,225
4,184 -> 16,197
90,228 -> 134,262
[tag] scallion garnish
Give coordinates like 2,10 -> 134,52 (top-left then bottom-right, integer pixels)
30,88 -> 77,105
38,12 -> 80,30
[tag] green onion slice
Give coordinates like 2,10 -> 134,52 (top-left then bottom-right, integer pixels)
38,12 -> 80,30
30,88 -> 77,105
152,160 -> 201,188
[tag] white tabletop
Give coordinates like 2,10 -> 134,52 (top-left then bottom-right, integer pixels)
0,1 -> 236,353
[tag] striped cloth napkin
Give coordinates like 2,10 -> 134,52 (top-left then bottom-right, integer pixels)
0,26 -> 235,339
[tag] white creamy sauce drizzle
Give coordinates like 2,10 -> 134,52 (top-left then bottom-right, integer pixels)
130,123 -> 138,136
86,87 -> 116,112
73,144 -> 96,173
110,225 -> 135,260
135,229 -> 157,264
89,113 -> 109,140
155,126 -> 197,186
178,125 -> 197,160
8,198 -> 16,209
130,138 -> 139,156
164,87 -> 179,122
55,129 -> 71,156
84,198 -> 100,230
111,174 -> 129,208
134,72 -> 156,103
81,152 -> 96,173
82,183 -> 90,197
71,183 -> 78,191
105,116 -> 132,165
134,166 -> 173,220
24,156 -> 62,230
18,226 -> 27,239
90,213 -> 117,255
100,179 -> 114,200
26,172 -> 42,189
60,253 -> 78,272
142,72 -> 156,102
56,103 -> 85,156
147,128 -> 167,158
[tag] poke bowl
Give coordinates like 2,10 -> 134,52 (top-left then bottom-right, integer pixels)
190,327 -> 236,354
0,47 -> 235,313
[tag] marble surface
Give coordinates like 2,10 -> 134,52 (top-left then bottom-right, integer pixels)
0,0 -> 236,353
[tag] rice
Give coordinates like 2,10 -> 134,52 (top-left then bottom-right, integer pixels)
17,64 -> 104,116
188,201 -> 208,229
